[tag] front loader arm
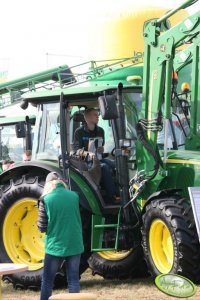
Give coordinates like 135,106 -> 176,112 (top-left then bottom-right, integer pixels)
143,9 -> 199,125
136,0 -> 199,180
174,34 -> 200,72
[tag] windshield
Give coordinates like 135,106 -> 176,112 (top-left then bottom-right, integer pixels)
33,103 -> 60,160
32,90 -> 142,161
157,106 -> 190,150
123,91 -> 142,140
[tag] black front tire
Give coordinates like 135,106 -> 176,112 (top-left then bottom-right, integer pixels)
141,197 -> 200,283
88,246 -> 143,279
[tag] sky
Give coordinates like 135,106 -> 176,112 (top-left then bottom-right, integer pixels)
0,0 -> 199,80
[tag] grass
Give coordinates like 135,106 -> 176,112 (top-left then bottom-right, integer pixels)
2,269 -> 200,300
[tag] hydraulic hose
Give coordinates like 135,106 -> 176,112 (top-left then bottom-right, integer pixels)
136,122 -> 160,180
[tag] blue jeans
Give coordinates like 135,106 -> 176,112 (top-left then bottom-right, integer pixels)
40,253 -> 81,300
100,158 -> 116,200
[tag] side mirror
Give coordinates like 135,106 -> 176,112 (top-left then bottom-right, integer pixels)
15,122 -> 26,138
98,94 -> 118,120
20,99 -> 29,110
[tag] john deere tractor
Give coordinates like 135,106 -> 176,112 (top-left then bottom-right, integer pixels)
0,0 -> 199,289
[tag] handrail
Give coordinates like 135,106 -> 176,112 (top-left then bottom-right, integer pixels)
0,65 -> 70,95
0,55 -> 143,108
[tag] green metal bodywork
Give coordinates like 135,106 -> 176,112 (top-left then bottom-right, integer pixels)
70,170 -> 101,214
140,150 -> 200,201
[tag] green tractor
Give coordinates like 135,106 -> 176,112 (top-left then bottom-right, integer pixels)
0,0 -> 199,289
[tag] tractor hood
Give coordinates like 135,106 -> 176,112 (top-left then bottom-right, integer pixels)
164,150 -> 200,166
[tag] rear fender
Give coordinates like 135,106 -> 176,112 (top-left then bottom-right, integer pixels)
0,162 -> 102,214
0,161 -> 61,185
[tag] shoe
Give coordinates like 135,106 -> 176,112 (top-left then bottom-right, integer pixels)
107,201 -> 116,205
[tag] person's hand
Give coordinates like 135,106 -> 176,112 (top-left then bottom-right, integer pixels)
88,152 -> 95,160
97,146 -> 104,154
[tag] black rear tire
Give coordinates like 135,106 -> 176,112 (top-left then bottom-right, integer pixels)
0,174 -> 92,289
0,175 -> 45,289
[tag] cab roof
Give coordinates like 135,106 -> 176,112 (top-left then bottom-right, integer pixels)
0,115 -> 36,126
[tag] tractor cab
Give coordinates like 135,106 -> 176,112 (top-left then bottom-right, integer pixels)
28,85 -> 142,210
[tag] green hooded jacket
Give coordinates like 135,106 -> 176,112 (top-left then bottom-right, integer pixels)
43,183 -> 84,257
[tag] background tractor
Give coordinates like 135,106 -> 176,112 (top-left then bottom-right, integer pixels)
0,0 -> 199,290
0,115 -> 35,167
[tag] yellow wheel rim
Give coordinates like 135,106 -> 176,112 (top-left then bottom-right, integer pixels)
97,250 -> 131,261
3,198 -> 44,271
149,219 -> 174,273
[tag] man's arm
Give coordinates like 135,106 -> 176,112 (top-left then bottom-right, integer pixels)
37,199 -> 48,233
72,128 -> 94,158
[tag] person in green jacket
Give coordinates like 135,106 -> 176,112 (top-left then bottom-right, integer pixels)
38,171 -> 84,300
